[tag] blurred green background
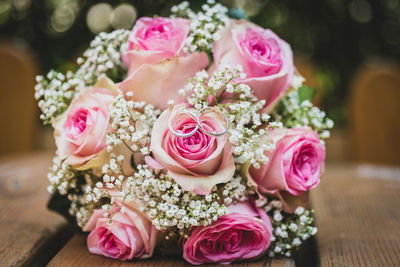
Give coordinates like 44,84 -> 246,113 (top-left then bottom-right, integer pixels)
1,0 -> 400,126
1,0 -> 400,165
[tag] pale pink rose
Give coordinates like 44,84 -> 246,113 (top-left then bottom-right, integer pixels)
149,105 -> 235,194
83,205 -> 159,261
119,17 -> 209,110
123,17 -> 190,67
248,128 -> 325,197
54,76 -> 119,167
183,200 -> 272,265
213,19 -> 294,108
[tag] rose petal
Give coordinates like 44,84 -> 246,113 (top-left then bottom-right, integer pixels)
119,53 -> 209,110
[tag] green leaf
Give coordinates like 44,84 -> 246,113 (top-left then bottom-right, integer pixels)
298,86 -> 316,103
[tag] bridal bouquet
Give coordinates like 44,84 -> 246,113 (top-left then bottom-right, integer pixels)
35,1 -> 333,264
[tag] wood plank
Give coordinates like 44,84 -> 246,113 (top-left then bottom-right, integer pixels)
311,164 -> 400,266
48,234 -> 295,266
0,152 -> 72,266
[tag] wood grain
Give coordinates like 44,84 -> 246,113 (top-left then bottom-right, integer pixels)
47,234 -> 295,267
0,152 -> 72,267
312,164 -> 400,266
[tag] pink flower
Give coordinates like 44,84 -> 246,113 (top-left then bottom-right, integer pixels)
54,76 -> 119,167
83,205 -> 159,261
149,105 -> 235,194
213,19 -> 294,108
247,128 -> 325,197
183,200 -> 272,265
119,17 -> 209,110
124,17 -> 189,65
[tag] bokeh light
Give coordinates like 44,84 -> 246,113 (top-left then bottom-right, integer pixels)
50,4 -> 76,33
86,3 -> 113,34
349,0 -> 372,23
111,3 -> 137,30
0,1 -> 11,24
12,0 -> 31,12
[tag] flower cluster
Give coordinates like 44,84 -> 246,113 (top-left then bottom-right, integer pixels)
47,155 -> 78,195
75,29 -> 129,86
124,164 -> 227,233
35,29 -> 129,124
34,70 -> 81,124
37,1 -> 332,265
180,65 -> 273,167
69,193 -> 95,228
264,202 -> 318,257
272,89 -> 334,139
171,0 -> 229,54
106,94 -> 160,154
220,174 -> 250,205
47,156 -> 98,227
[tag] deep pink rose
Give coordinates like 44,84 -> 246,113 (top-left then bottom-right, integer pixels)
183,200 -> 272,265
149,105 -> 235,194
248,128 -> 325,196
54,76 -> 119,167
83,205 -> 159,261
213,19 -> 294,108
119,17 -> 209,110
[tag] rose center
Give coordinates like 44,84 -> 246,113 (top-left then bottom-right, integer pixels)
98,228 -> 122,256
169,119 -> 218,160
176,124 -> 211,151
145,23 -> 171,40
240,28 -> 283,76
64,108 -> 89,140
250,41 -> 267,57
294,145 -> 317,181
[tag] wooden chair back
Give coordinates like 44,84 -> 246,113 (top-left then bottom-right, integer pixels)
349,60 -> 400,166
0,41 -> 38,155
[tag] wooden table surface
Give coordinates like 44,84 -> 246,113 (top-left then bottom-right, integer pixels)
0,152 -> 399,266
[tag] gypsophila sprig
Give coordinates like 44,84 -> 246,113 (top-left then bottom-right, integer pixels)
171,0 -> 228,54
111,163 -> 228,235
262,200 -> 318,258
85,153 -> 126,205
69,193 -> 95,228
75,29 -> 129,86
272,90 -> 334,139
182,65 -> 275,167
220,174 -> 250,206
35,70 -> 81,124
47,155 -> 100,228
84,153 -> 128,224
35,30 -> 129,124
106,94 -> 161,155
47,155 -> 78,195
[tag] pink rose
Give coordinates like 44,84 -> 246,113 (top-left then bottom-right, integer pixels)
83,205 -> 159,261
213,19 -> 294,108
123,17 -> 189,66
54,76 -> 119,167
119,17 -> 209,110
248,128 -> 325,196
183,200 -> 272,265
149,105 -> 235,194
